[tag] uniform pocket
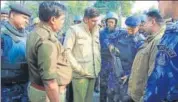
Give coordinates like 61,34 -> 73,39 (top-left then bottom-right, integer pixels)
77,39 -> 85,45
77,38 -> 89,57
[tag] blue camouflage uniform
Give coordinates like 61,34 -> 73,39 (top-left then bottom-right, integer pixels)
104,28 -> 126,102
100,12 -> 122,102
143,20 -> 178,102
105,15 -> 145,102
106,30 -> 145,102
1,3 -> 31,102
100,27 -> 121,102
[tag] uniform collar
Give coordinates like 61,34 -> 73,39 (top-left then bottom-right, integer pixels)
146,25 -> 166,43
38,22 -> 57,38
126,32 -> 137,38
82,22 -> 98,35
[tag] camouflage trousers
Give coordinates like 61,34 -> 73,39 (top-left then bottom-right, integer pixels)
107,72 -> 132,102
100,60 -> 113,102
1,82 -> 29,102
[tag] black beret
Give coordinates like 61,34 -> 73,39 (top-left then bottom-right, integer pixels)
9,3 -> 32,17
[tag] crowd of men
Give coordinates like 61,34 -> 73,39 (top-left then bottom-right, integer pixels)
1,1 -> 178,102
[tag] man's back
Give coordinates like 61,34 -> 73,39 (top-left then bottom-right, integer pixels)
26,22 -> 72,86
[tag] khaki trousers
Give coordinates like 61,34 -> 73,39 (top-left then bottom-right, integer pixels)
72,78 -> 96,102
28,84 -> 66,102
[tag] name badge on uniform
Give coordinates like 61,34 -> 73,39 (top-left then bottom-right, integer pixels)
157,45 -> 177,58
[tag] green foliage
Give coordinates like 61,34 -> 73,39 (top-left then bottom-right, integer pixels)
2,1 -> 41,18
2,1 -> 135,32
120,1 -> 135,16
148,5 -> 158,11
94,1 -> 134,17
61,1 -> 92,34
93,0 -> 135,26
24,1 -> 41,18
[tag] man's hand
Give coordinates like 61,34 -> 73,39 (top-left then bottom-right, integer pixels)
121,75 -> 128,85
109,44 -> 120,55
109,44 -> 114,53
43,79 -> 59,102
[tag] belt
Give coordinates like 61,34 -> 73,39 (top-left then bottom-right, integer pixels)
31,82 -> 45,91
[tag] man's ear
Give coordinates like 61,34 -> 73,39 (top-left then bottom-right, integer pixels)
152,18 -> 156,25
49,16 -> 56,25
9,12 -> 15,18
83,17 -> 88,23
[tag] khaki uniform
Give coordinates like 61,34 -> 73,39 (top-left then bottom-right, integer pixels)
64,22 -> 101,102
128,26 -> 166,102
26,22 -> 72,102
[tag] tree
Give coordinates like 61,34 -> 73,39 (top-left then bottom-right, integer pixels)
93,1 -> 135,26
2,1 -> 41,18
60,1 -> 92,34
94,1 -> 134,16
148,5 -> 158,11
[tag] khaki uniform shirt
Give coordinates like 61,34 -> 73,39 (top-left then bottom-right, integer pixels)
26,22 -> 72,86
64,22 -> 101,78
128,26 -> 166,102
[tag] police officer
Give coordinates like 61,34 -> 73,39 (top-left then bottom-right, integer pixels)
99,11 -> 121,102
0,9 -> 9,25
26,2 -> 72,102
1,3 -> 31,102
125,15 -> 145,49
143,1 -> 178,102
64,7 -> 101,102
128,10 -> 165,102
106,15 -> 145,102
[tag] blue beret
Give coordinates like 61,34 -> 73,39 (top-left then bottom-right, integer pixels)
9,3 -> 32,17
1,9 -> 9,14
125,16 -> 141,27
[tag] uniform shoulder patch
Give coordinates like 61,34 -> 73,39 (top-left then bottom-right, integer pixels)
157,44 -> 177,58
35,28 -> 50,41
